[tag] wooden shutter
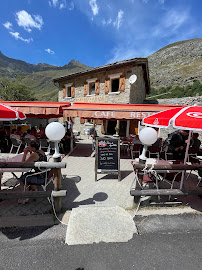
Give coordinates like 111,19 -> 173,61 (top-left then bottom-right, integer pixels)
62,87 -> 66,98
84,82 -> 88,96
71,85 -> 75,98
105,78 -> 110,94
80,118 -> 85,124
95,80 -> 100,95
119,75 -> 125,92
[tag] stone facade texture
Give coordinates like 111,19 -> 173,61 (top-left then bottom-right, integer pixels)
58,63 -> 148,134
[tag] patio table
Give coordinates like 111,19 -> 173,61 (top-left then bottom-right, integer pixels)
0,153 -> 31,189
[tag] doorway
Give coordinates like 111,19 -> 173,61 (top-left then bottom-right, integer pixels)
106,120 -> 117,135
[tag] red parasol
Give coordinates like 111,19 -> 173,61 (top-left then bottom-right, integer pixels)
142,106 -> 202,130
142,105 -> 202,189
0,103 -> 26,121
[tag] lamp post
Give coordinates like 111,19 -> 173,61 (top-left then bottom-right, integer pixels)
45,122 -> 66,212
139,127 -> 158,164
45,122 -> 65,162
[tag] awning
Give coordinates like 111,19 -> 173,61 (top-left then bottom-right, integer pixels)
63,102 -> 184,120
1,101 -> 71,118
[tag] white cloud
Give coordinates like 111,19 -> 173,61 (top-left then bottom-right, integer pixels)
113,10 -> 124,30
52,0 -> 59,7
16,10 -> 44,32
89,0 -> 99,16
152,9 -> 189,37
158,0 -> 165,4
45,48 -> 55,55
107,45 -> 154,64
69,1 -> 74,11
3,21 -> 12,30
49,0 -> 67,9
9,31 -> 33,43
102,18 -> 112,25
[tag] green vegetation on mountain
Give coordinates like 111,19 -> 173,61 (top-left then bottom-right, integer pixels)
0,76 -> 36,101
148,80 -> 202,99
0,52 -> 91,101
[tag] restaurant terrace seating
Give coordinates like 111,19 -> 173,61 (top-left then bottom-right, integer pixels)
10,138 -> 22,154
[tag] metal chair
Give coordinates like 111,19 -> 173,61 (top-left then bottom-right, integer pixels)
39,139 -> 49,151
131,144 -> 142,159
165,148 -> 174,161
10,138 -> 22,154
148,145 -> 161,159
188,146 -> 199,162
24,168 -> 51,192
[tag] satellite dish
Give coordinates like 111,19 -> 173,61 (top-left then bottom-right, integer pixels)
129,74 -> 137,84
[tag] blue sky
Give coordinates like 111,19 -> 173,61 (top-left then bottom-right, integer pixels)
0,0 -> 201,67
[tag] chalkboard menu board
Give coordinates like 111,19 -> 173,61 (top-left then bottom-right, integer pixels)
95,137 -> 120,181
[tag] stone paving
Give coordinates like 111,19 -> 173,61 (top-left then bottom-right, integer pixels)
1,135 -> 202,220
0,136 -> 135,218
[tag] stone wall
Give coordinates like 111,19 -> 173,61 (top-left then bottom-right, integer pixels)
59,64 -> 147,135
58,65 -> 146,105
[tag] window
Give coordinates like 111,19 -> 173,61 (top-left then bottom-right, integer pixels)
89,82 -> 95,95
108,73 -> 122,93
86,78 -> 97,96
111,78 -> 119,92
64,83 -> 73,98
67,86 -> 71,97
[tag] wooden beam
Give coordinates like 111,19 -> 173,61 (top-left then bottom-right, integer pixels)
130,189 -> 202,196
132,163 -> 202,171
0,191 -> 51,200
0,161 -> 66,169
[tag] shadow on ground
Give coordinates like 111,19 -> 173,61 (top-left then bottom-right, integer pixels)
0,226 -> 53,241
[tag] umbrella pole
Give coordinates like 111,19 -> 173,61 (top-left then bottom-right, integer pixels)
180,130 -> 192,189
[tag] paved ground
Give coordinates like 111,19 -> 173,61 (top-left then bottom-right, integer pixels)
1,135 -> 202,228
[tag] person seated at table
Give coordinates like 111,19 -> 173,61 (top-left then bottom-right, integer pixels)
0,126 -> 8,153
166,129 -> 190,161
10,129 -> 21,142
131,135 -> 141,145
18,141 -> 47,204
38,124 -> 46,139
30,127 -> 38,139
191,133 -> 201,149
16,126 -> 23,137
60,128 -> 72,154
24,129 -> 36,141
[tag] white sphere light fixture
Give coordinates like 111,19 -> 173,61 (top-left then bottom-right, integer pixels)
139,127 -> 158,163
45,122 -> 65,159
139,127 -> 158,146
45,122 -> 65,142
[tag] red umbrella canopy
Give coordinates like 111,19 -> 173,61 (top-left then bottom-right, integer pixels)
0,103 -> 26,121
142,106 -> 202,131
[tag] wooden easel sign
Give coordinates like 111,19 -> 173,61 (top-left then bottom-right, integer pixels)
95,137 -> 121,181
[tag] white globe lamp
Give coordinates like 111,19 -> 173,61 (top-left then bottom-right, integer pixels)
45,122 -> 65,159
139,127 -> 158,163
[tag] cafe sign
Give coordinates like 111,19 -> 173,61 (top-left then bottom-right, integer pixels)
91,110 -> 155,119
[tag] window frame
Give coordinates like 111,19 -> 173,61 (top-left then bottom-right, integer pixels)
108,73 -> 122,94
86,78 -> 97,96
64,83 -> 73,98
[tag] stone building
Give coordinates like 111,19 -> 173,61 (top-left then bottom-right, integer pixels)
53,58 -> 150,136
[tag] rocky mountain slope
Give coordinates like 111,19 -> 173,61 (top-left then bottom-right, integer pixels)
0,38 -> 201,101
0,52 -> 91,101
148,38 -> 202,89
